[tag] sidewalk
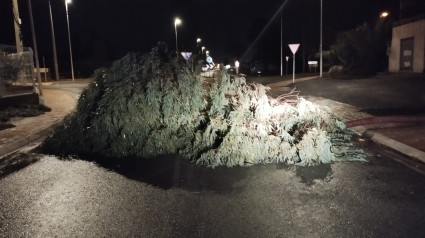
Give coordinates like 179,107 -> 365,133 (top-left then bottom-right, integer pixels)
266,76 -> 425,166
307,96 -> 425,164
0,88 -> 77,157
1,76 -> 424,171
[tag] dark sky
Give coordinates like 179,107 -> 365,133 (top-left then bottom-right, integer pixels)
1,0 -> 403,75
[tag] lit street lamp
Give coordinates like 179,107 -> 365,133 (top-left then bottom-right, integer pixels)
197,38 -> 201,54
174,17 -> 181,54
285,56 -> 289,75
65,0 -> 74,81
380,11 -> 389,18
201,46 -> 205,57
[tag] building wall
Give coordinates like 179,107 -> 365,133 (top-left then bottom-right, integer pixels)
389,18 -> 425,73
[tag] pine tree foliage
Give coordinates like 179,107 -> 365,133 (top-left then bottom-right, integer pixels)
40,44 -> 366,168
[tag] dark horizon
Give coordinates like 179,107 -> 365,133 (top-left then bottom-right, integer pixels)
2,0 -> 420,77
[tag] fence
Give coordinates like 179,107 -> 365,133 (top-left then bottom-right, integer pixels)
0,45 -> 35,97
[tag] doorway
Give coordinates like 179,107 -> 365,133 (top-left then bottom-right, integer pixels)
400,37 -> 414,71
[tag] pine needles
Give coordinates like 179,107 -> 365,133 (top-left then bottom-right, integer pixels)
40,43 -> 366,168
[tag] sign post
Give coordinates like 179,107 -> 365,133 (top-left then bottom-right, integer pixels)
181,52 -> 192,62
206,55 -> 214,70
288,43 -> 300,84
181,52 -> 193,70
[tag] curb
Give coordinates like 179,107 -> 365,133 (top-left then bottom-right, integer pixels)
352,126 -> 425,164
0,122 -> 58,158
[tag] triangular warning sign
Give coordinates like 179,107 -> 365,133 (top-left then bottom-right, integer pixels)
288,44 -> 300,54
181,52 -> 192,61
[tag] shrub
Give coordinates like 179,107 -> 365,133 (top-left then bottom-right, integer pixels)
328,21 -> 391,78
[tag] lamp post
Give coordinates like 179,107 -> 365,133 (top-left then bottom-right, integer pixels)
201,46 -> 205,57
197,38 -> 201,55
174,17 -> 181,54
65,0 -> 74,81
48,0 -> 60,80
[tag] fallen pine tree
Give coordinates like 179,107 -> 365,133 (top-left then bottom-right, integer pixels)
40,43 -> 366,168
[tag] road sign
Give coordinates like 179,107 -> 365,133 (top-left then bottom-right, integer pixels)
181,52 -> 192,61
288,43 -> 300,84
288,44 -> 300,54
206,56 -> 213,63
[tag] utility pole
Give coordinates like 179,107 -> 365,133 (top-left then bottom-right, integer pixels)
12,0 -> 23,53
320,0 -> 323,77
65,0 -> 75,82
49,0 -> 60,80
280,8 -> 283,77
28,0 -> 43,96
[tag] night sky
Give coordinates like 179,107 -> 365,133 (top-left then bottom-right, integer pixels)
1,0 -> 402,76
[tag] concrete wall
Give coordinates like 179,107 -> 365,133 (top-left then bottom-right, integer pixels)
0,93 -> 39,109
389,18 -> 425,73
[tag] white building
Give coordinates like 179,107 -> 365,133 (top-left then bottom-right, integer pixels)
388,14 -> 425,73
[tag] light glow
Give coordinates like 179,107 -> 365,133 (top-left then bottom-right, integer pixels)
380,11 -> 389,18
174,18 -> 182,25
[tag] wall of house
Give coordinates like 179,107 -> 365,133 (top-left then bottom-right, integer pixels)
389,18 -> 425,73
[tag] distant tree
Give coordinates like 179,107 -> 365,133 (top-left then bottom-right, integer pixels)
328,20 -> 391,77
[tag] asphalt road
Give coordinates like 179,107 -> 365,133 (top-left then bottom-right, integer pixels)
1,146 -> 425,237
247,73 -> 425,116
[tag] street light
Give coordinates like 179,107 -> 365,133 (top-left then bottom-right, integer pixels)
285,56 -> 289,75
202,46 -> 205,57
65,0 -> 74,81
197,38 -> 201,54
380,11 -> 389,18
174,17 -> 181,54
